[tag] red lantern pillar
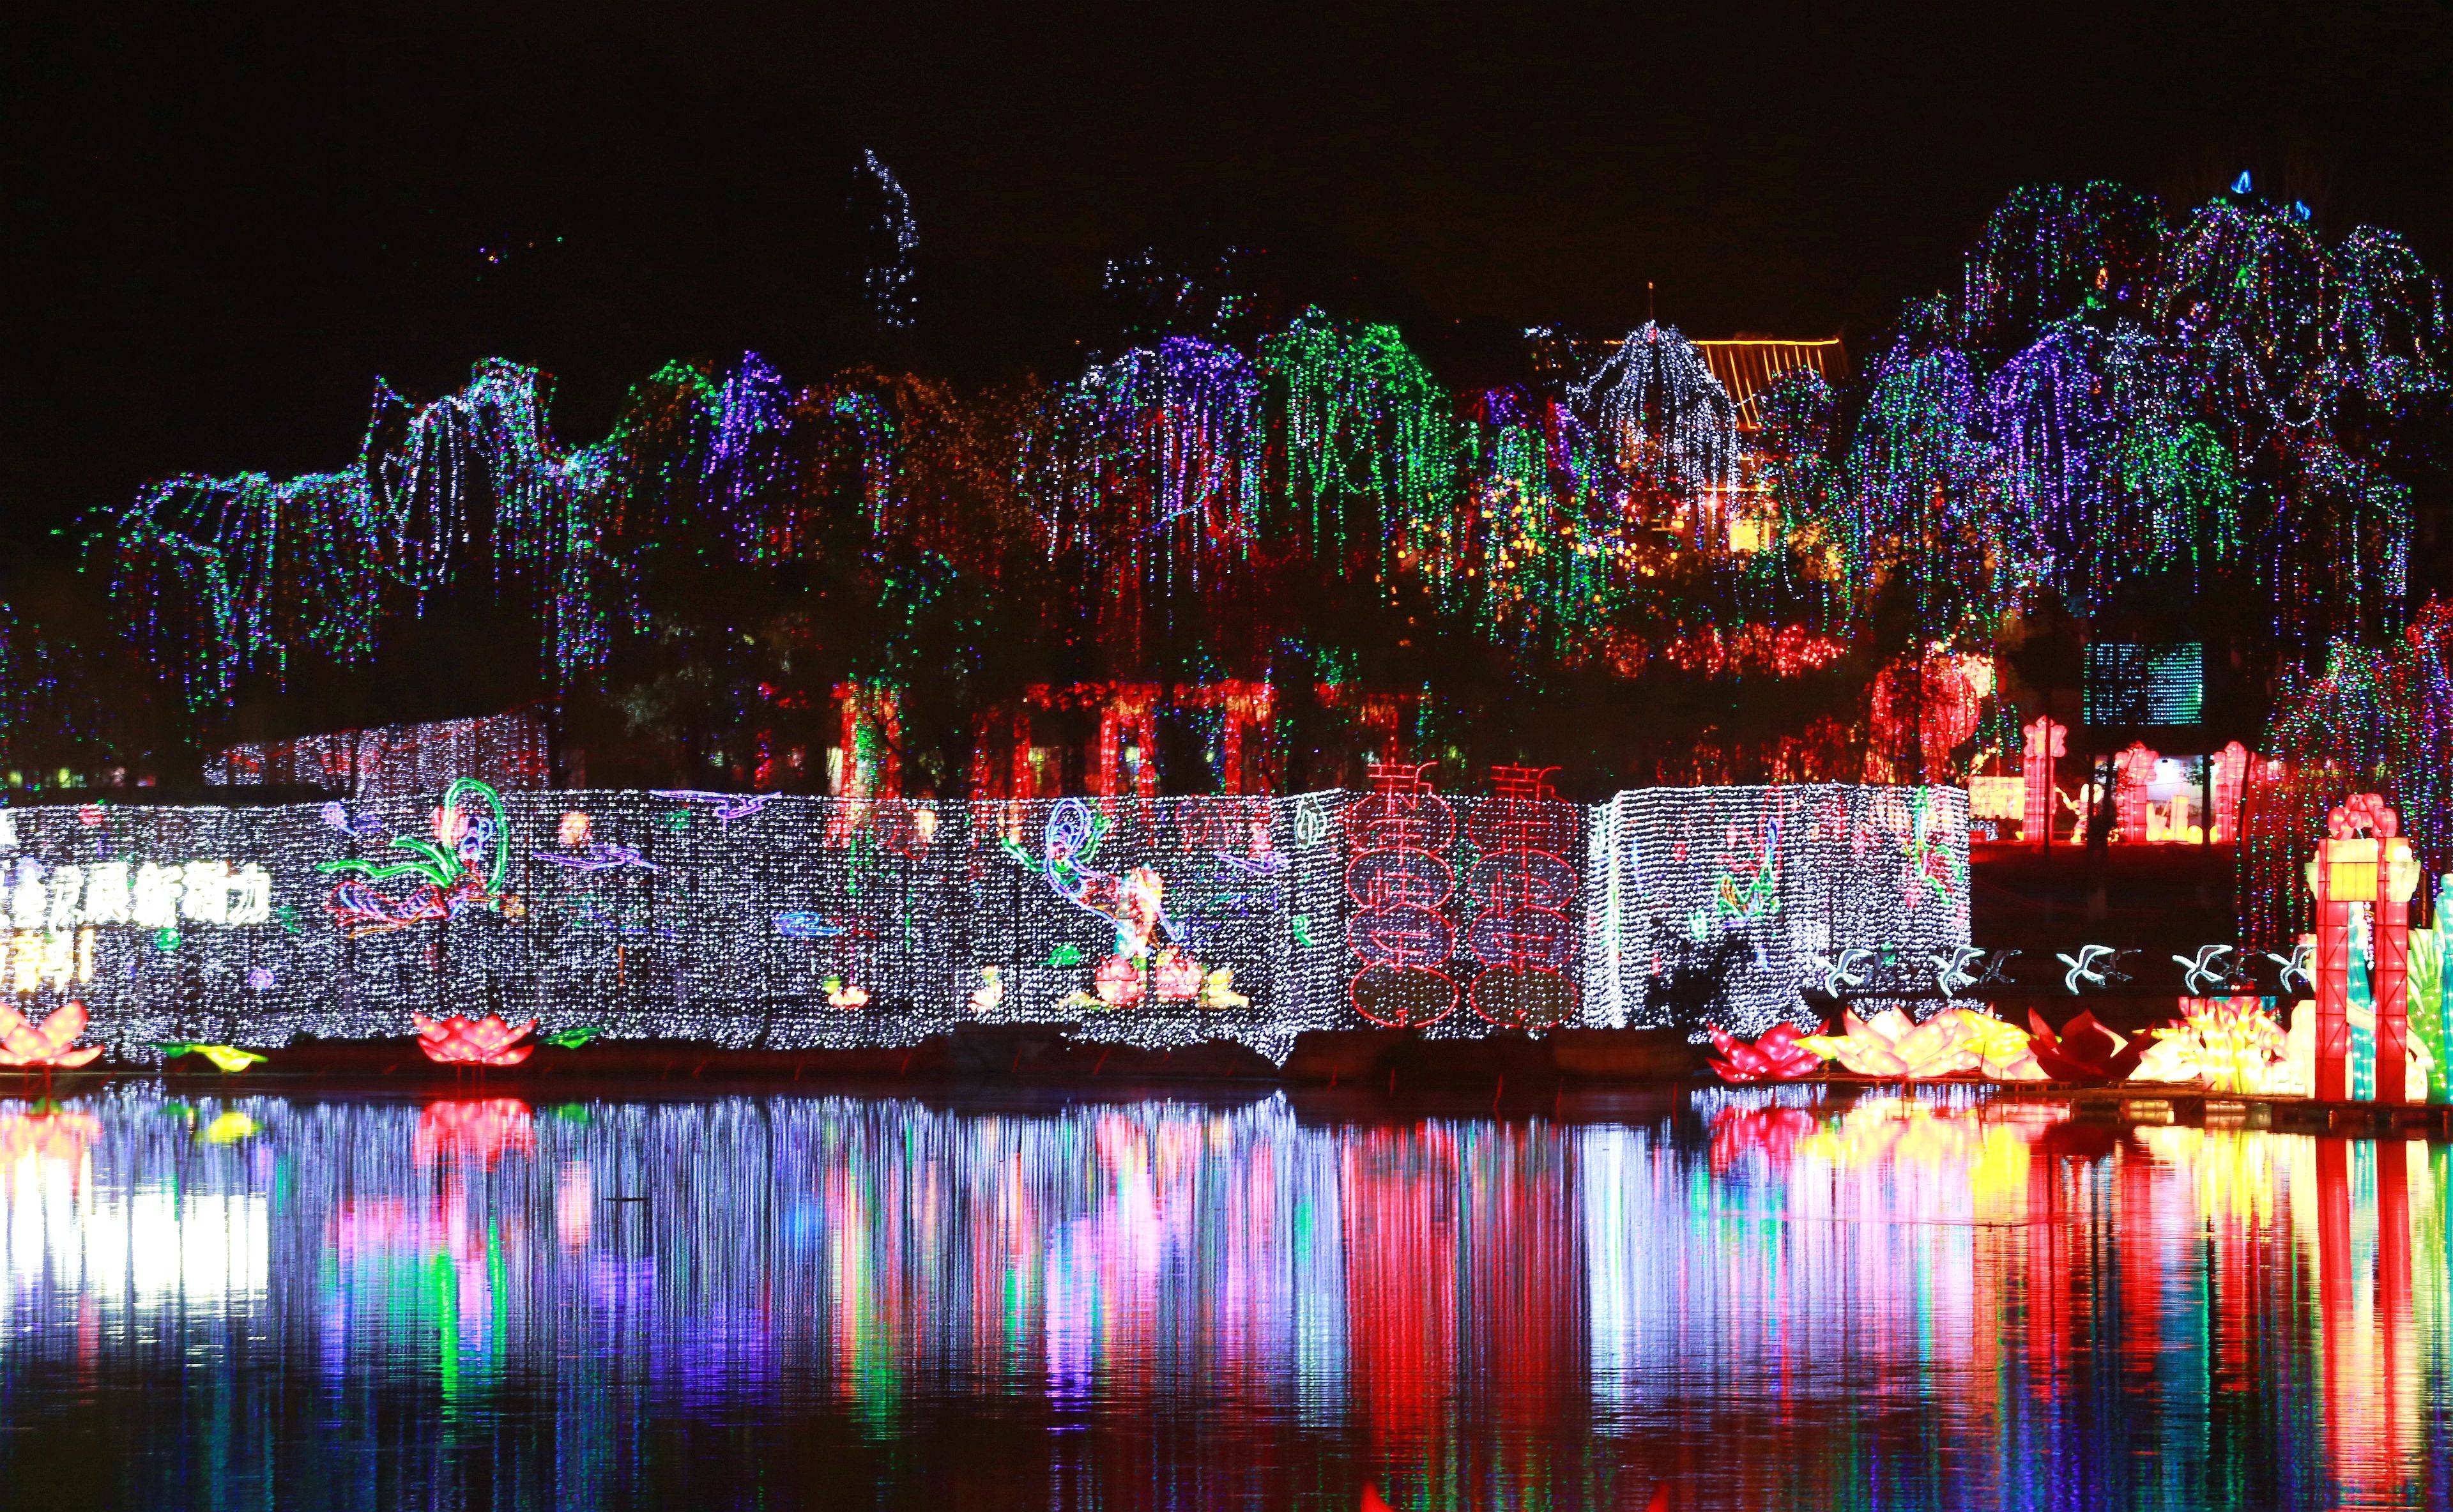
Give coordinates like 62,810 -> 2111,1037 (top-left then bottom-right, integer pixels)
2378,885 -> 2412,1102
2313,889 -> 2352,1103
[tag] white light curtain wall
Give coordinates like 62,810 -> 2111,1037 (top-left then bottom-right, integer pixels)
0,784 -> 1964,1058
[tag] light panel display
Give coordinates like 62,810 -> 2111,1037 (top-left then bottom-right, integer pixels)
2083,642 -> 2205,726
1589,784 -> 1973,1036
6,783 -> 1964,1058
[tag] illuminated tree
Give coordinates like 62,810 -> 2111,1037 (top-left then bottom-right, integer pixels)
1572,322 -> 1738,544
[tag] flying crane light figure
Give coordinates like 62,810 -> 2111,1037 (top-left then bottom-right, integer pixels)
2173,944 -> 2236,996
1814,947 -> 1875,998
1931,946 -> 1985,997
2059,944 -> 2117,994
2266,942 -> 2315,995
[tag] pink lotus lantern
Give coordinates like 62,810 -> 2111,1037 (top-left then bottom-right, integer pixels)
0,1000 -> 103,1070
411,1013 -> 537,1067
1092,954 -> 1146,1008
1705,1023 -> 1824,1082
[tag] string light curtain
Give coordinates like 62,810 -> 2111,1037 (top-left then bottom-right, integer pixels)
6,782 -> 1962,1060
1257,310 -> 1462,581
1958,180 -> 2164,360
1020,338 -> 1265,664
2240,614 -> 2453,947
76,176 -> 2453,797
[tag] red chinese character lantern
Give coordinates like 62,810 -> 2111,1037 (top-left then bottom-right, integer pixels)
1465,765 -> 1580,1029
1347,762 -> 1458,1027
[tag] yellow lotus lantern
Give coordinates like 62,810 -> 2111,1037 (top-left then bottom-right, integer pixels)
2130,997 -> 2293,1094
1796,1006 -> 2045,1080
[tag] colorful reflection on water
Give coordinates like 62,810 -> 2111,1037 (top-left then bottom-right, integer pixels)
2,1086 -> 2450,1509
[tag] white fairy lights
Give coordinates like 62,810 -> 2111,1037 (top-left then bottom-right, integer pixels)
8,782 -> 1963,1060
1590,784 -> 1973,1037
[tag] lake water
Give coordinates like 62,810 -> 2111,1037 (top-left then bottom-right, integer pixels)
1,1084 -> 2447,1509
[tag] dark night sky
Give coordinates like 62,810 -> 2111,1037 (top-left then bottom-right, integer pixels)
7,1 -> 2450,540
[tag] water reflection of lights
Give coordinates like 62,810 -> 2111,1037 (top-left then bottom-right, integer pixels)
5,1121 -> 269,1311
413,1096 -> 536,1166
0,1087 -> 2448,1509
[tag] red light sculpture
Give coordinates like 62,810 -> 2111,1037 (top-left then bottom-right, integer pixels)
1705,1023 -> 1824,1082
2210,740 -> 2249,843
412,1013 -> 539,1067
2021,715 -> 2066,846
2113,742 -> 2158,844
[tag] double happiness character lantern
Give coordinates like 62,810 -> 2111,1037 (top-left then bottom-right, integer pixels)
1466,765 -> 1580,1028
2305,794 -> 2422,1102
1347,762 -> 1459,1027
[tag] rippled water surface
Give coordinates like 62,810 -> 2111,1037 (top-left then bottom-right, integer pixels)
3,1085 -> 2450,1509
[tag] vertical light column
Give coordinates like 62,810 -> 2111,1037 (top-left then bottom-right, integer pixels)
2021,715 -> 2066,848
2315,887 -> 2353,1103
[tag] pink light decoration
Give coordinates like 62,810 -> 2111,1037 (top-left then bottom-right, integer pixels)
2210,740 -> 2249,842
2022,715 -> 2067,846
2114,742 -> 2159,844
0,999 -> 103,1069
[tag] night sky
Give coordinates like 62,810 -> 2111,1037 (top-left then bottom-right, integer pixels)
8,1 -> 2450,544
